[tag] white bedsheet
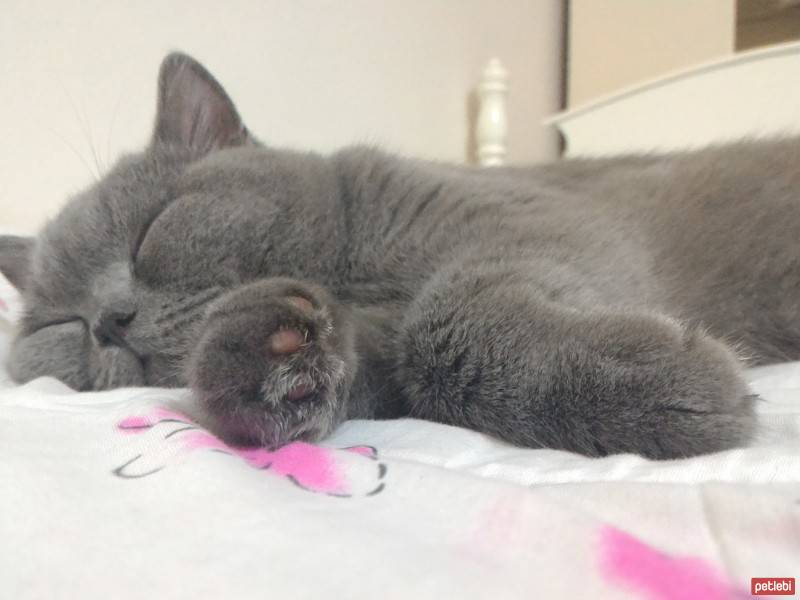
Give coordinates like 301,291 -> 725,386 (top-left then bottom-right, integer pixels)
1,278 -> 798,599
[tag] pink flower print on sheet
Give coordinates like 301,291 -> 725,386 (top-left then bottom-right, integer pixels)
599,526 -> 749,600
114,408 -> 386,497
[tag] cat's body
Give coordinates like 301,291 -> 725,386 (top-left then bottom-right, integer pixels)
2,53 -> 795,458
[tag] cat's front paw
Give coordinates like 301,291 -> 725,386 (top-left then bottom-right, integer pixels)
588,314 -> 758,459
650,325 -> 758,458
188,278 -> 356,448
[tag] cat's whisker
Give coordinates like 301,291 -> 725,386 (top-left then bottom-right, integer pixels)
44,125 -> 98,184
105,87 -> 126,174
155,287 -> 222,326
55,76 -> 102,181
76,92 -> 104,178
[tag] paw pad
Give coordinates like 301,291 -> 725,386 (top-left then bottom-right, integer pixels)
269,328 -> 305,355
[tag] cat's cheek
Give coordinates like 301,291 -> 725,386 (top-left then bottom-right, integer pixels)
7,322 -> 91,390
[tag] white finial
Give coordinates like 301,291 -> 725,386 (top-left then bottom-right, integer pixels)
477,58 -> 509,167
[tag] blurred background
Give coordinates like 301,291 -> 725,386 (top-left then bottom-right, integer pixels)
2,0 -> 799,232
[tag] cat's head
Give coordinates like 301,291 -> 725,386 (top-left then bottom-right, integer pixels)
0,53 -> 338,391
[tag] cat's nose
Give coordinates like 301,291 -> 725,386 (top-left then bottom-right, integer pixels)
93,309 -> 137,347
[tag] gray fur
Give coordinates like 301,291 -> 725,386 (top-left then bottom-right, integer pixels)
3,52 -> 794,458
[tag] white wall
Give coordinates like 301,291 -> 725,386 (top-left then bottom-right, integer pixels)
1,0 -> 563,233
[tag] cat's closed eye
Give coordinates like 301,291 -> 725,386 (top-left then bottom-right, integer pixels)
32,317 -> 86,335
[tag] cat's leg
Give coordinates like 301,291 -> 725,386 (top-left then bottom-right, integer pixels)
187,277 -> 358,448
396,267 -> 757,458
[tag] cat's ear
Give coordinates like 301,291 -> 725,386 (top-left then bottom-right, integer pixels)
152,52 -> 251,157
0,235 -> 34,291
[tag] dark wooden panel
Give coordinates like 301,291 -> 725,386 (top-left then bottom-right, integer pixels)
737,0 -> 800,50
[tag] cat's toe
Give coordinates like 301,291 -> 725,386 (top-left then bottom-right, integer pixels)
639,326 -> 758,458
285,295 -> 314,313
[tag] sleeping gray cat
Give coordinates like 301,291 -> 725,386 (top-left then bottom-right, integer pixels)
2,52 -> 795,459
